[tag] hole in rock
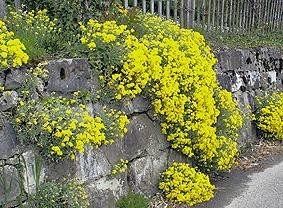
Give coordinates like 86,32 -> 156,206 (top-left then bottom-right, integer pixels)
246,57 -> 252,64
60,68 -> 66,80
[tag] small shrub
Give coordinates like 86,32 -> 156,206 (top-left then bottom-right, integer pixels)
116,192 -> 149,208
26,179 -> 90,208
255,92 -> 283,140
159,162 -> 215,206
14,95 -> 129,161
0,20 -> 29,71
6,9 -> 61,60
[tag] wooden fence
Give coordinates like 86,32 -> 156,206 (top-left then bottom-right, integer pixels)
124,0 -> 283,32
1,0 -> 282,32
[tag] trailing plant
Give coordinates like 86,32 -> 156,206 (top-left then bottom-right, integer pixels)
159,162 -> 215,206
17,62 -> 48,100
14,95 -> 129,161
116,192 -> 149,208
0,20 -> 29,71
80,13 -> 243,172
255,92 -> 283,140
111,159 -> 128,175
25,179 -> 90,208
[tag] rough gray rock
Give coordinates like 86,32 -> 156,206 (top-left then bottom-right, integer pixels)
47,58 -> 97,93
0,72 -> 5,86
5,69 -> 27,90
123,114 -> 169,160
128,151 -> 169,196
87,174 -> 128,208
46,157 -> 76,180
167,149 -> 190,167
76,147 -> 112,182
22,150 -> 45,194
0,91 -> 18,111
0,165 -> 22,205
0,122 -> 19,159
121,96 -> 150,115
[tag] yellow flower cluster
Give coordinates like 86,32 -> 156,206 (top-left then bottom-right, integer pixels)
111,159 -> 128,175
80,19 -> 129,50
8,9 -> 58,37
99,106 -> 130,141
256,92 -> 283,140
15,96 -> 129,160
27,62 -> 49,79
0,20 -> 29,69
213,88 -> 243,170
159,162 -> 215,206
81,14 -> 243,171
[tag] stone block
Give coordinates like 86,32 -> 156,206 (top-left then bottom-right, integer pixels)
216,49 -> 243,72
128,150 -> 168,197
217,73 -> 232,91
0,121 -> 19,159
22,150 -> 45,194
0,91 -> 18,111
76,147 -> 112,181
0,165 -> 21,206
0,72 -> 5,86
87,174 -> 128,208
123,114 -> 169,160
47,59 -> 97,93
5,69 -> 27,90
46,157 -> 76,181
231,72 -> 244,92
121,96 -> 150,115
167,149 -> 190,167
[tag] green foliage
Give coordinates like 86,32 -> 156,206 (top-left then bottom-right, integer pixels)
116,192 -> 149,208
6,9 -> 61,60
255,92 -> 283,140
205,30 -> 283,49
14,95 -> 106,161
159,162 -> 215,206
25,179 -> 90,208
20,0 -> 121,49
17,62 -> 48,100
14,88 -> 129,161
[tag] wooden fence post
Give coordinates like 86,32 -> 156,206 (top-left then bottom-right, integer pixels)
158,0 -> 162,17
202,0 -> 206,29
14,0 -> 21,10
207,0 -> 211,30
180,0 -> 185,27
166,0 -> 170,19
150,0 -> 154,14
0,0 -> 6,18
173,0 -> 178,23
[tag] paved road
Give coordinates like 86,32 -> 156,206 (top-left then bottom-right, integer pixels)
225,161 -> 283,208
196,155 -> 283,208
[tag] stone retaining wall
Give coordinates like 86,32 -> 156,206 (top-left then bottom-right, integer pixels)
0,48 -> 282,208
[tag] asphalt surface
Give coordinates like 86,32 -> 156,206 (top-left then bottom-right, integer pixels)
195,154 -> 283,208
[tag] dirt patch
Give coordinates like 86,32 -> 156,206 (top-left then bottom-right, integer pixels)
236,139 -> 283,171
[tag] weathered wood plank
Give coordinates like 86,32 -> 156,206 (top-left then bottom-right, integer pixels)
0,0 -> 7,18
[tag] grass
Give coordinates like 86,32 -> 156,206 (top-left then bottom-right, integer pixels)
203,30 -> 283,50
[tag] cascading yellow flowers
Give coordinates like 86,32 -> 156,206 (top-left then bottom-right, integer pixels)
80,13 -> 243,172
159,162 -> 215,206
256,92 -> 283,140
0,20 -> 29,69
